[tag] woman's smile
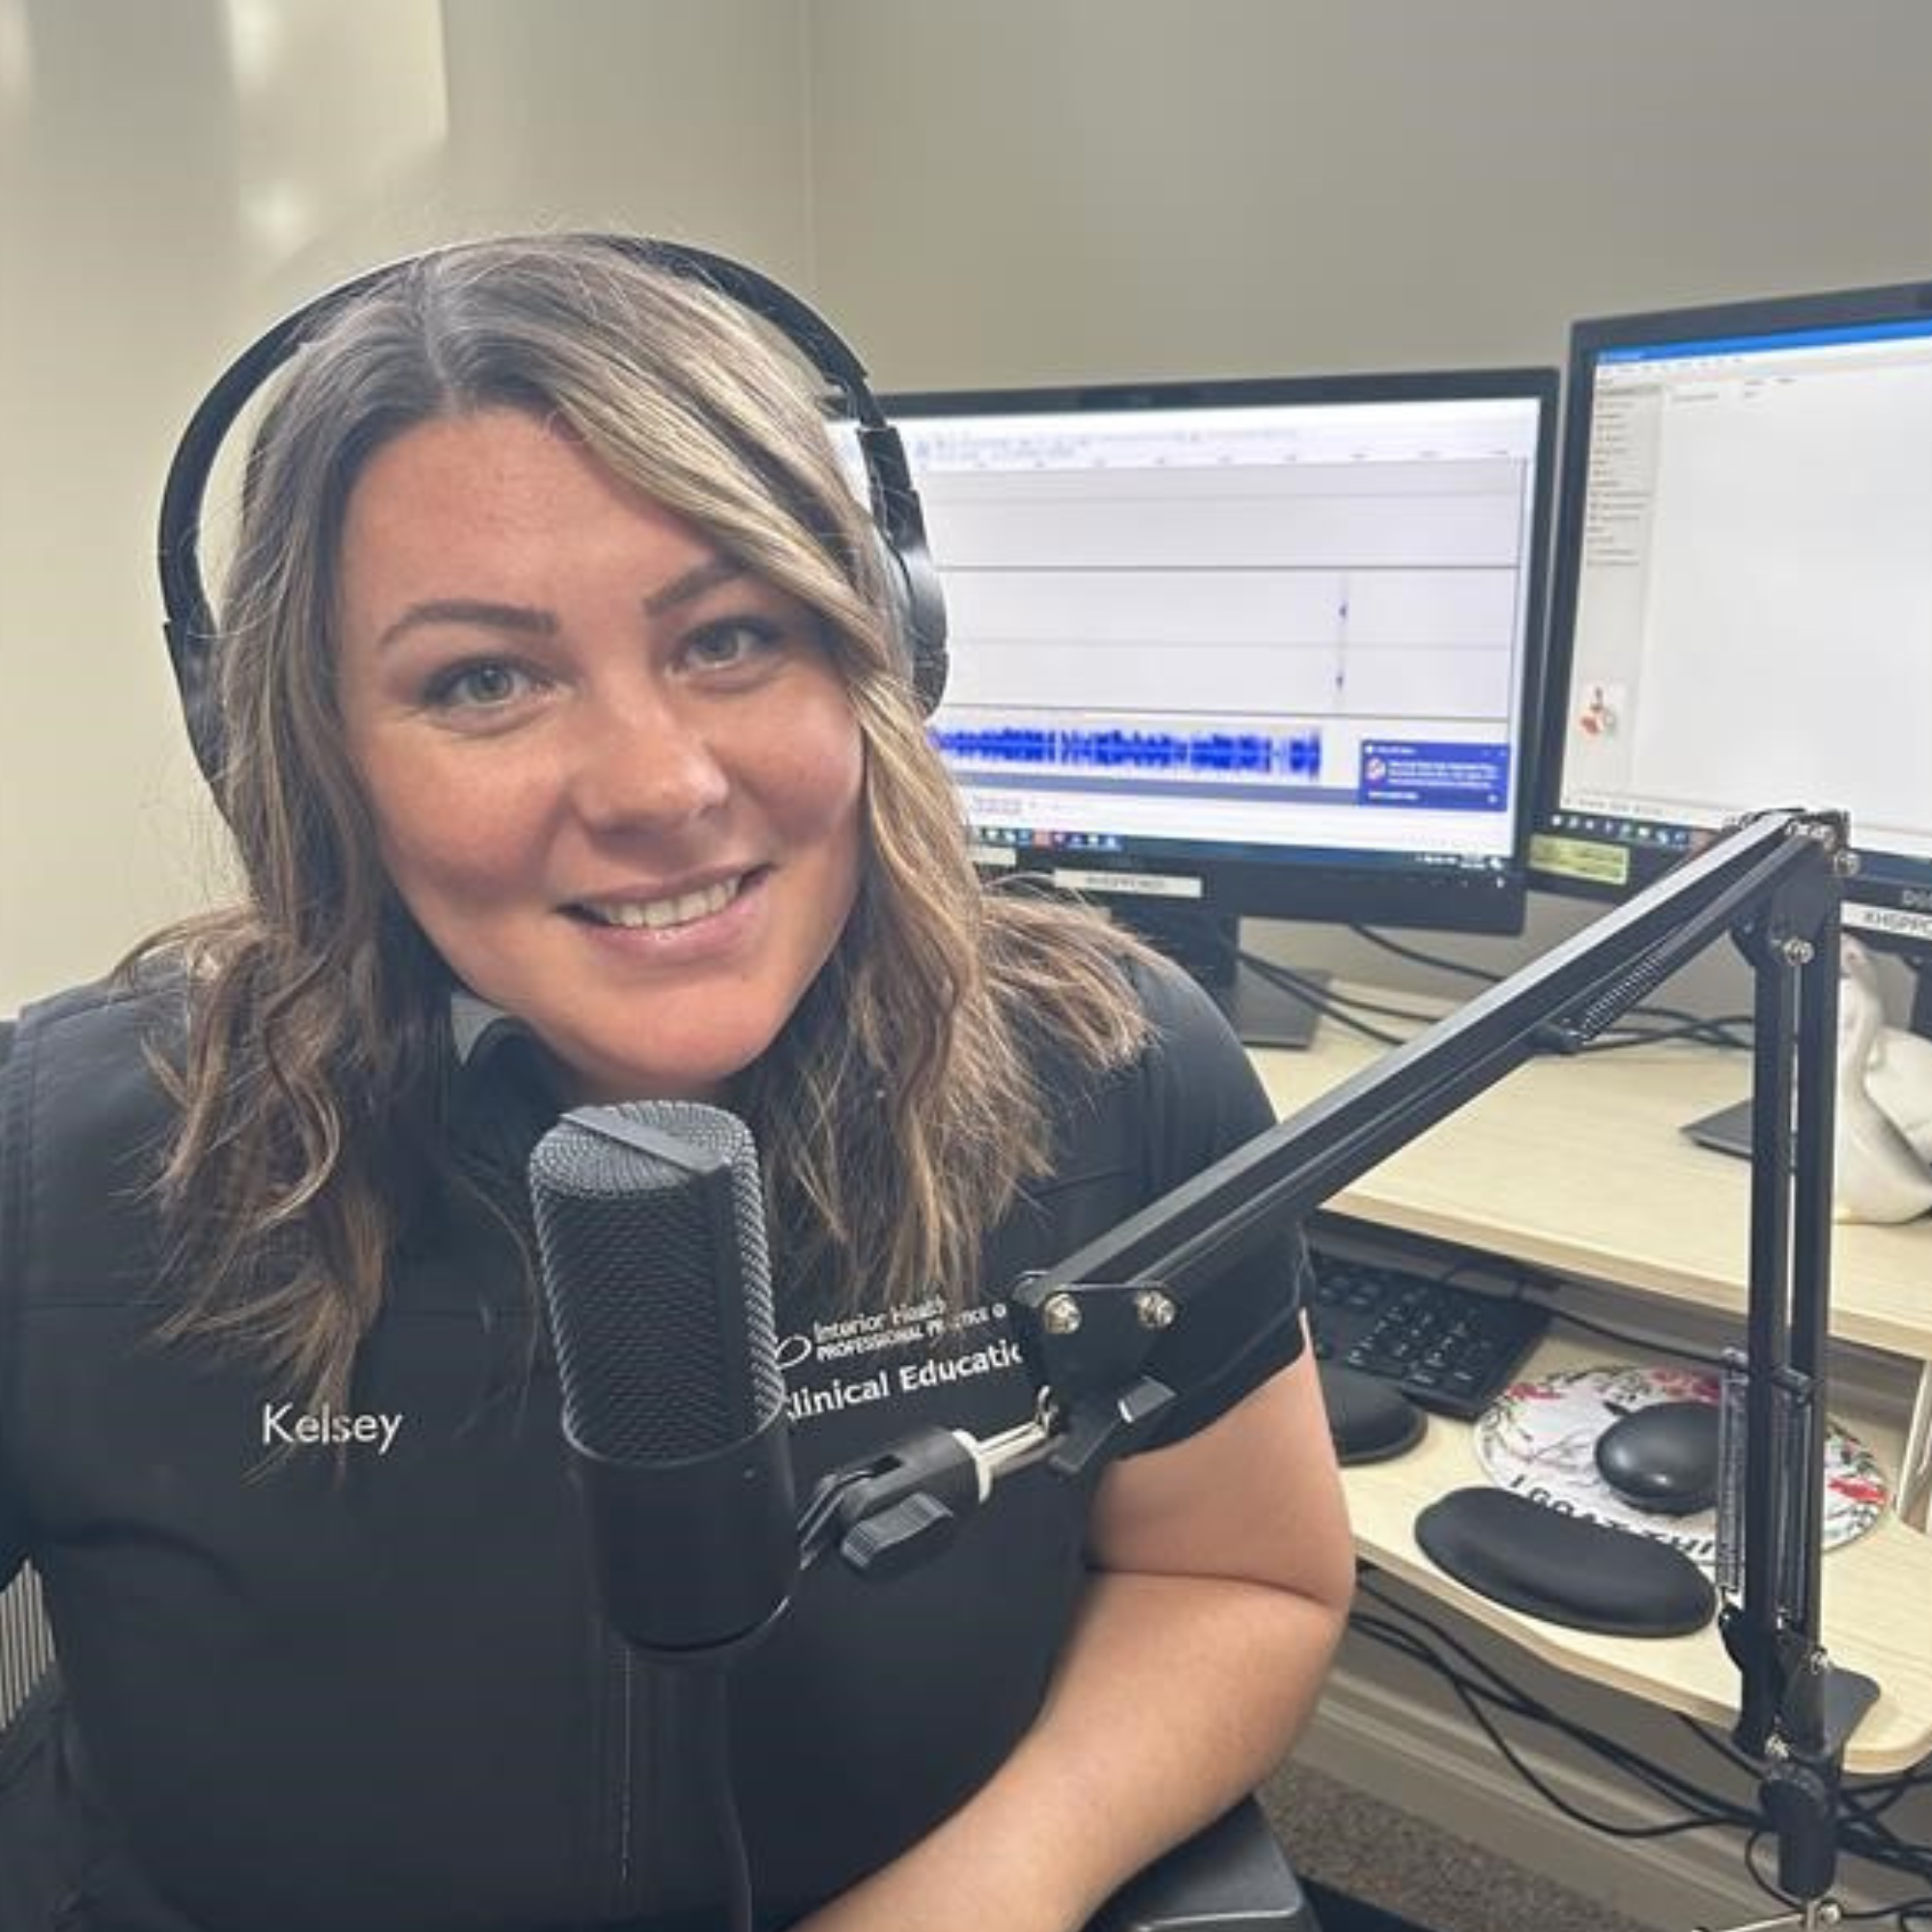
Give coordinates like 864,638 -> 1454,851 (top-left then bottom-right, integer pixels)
557,865 -> 774,964
564,869 -> 753,933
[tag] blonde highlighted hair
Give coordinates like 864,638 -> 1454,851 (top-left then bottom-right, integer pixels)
133,235 -> 1151,1409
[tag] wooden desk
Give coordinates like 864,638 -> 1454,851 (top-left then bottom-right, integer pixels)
1248,1002 -> 1932,1776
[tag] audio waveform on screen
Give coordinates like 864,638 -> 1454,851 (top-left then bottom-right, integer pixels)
933,724 -> 1324,779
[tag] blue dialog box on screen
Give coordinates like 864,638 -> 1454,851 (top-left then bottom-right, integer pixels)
1357,742 -> 1510,811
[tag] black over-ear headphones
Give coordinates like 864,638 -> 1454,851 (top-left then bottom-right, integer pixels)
156,234 -> 950,785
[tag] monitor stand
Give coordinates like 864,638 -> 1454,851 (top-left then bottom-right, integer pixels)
1682,1096 -> 1754,1161
1105,904 -> 1330,1051
1683,955 -> 1932,1161
1213,959 -> 1333,1051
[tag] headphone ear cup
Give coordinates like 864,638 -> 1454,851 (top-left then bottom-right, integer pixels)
164,614 -> 227,784
878,530 -> 949,715
853,420 -> 948,715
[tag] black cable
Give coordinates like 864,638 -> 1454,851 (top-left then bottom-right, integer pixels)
1350,1595 -> 1753,1829
1236,952 -> 1409,1041
1350,1575 -> 1932,1920
1671,1706 -> 1932,1872
1348,927 -> 1506,983
1352,1580 -> 1752,1822
1236,952 -> 1409,1047
1245,968 -> 1441,1029
1698,1691 -> 1932,1926
1845,1778 -> 1932,1859
1349,1609 -> 1750,1836
656,1665 -> 754,1932
1546,1303 -> 1732,1371
1841,1900 -> 1932,1927
1346,923 -> 1754,1050
1565,1015 -> 1757,1054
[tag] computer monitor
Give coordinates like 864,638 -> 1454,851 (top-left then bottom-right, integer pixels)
884,370 -> 1559,1046
1530,279 -> 1932,1086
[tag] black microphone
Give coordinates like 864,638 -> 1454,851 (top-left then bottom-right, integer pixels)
528,1101 -> 798,1661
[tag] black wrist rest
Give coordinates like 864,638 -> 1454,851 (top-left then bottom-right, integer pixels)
1415,1486 -> 1717,1637
1319,1363 -> 1426,1465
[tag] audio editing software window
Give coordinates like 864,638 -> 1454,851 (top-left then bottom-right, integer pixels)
1551,318 -> 1932,874
893,392 -> 1546,876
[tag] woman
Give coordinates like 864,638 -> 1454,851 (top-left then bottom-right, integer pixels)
0,235 -> 1352,1932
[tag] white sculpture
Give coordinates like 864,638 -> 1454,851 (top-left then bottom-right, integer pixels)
1833,938 -> 1932,1225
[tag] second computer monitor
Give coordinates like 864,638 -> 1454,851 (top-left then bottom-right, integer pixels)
1531,278 -> 1932,977
886,371 -> 1559,1042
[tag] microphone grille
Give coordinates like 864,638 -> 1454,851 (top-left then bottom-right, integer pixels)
528,1101 -> 783,1463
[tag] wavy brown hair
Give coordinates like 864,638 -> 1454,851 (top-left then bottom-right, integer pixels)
133,235 -> 1151,1411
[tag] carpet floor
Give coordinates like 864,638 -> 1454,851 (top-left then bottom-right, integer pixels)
1262,1760 -> 1655,1932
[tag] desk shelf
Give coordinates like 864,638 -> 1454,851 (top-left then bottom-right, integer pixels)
1252,1025 -> 1932,1366
1247,993 -> 1932,1775
1340,1333 -> 1932,1776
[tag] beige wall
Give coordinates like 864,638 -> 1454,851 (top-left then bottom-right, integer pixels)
0,0 -> 814,1011
4,0 -> 1930,1013
810,0 -> 1932,386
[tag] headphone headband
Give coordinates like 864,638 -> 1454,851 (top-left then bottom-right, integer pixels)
156,233 -> 948,785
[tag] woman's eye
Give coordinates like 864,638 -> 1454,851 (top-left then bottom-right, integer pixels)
424,661 -> 532,710
684,617 -> 786,672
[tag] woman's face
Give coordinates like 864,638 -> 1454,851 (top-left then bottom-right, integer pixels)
334,408 -> 867,1105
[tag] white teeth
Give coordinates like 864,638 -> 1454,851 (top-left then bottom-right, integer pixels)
584,878 -> 740,931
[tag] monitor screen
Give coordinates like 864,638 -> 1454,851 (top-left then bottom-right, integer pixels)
1531,280 -> 1932,972
884,371 -> 1558,1038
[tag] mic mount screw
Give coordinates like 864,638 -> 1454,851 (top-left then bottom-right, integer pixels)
1133,1289 -> 1178,1330
1040,1293 -> 1083,1335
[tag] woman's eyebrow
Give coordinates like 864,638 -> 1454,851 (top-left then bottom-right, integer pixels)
642,556 -> 746,617
373,558 -> 748,651
376,600 -> 556,652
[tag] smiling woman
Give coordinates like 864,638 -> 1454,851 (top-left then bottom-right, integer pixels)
334,409 -> 867,1107
0,235 -> 1352,1932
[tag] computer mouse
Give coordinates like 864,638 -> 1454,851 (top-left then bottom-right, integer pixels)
1593,1399 -> 1721,1517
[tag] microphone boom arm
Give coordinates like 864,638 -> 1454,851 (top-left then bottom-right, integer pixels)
1008,805 -> 1876,1919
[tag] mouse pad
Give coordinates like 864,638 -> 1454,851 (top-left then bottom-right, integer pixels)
1473,1362 -> 1888,1570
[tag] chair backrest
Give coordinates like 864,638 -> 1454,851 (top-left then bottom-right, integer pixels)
1088,1795 -> 1321,1931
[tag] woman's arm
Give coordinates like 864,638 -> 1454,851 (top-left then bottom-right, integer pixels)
788,1345 -> 1353,1932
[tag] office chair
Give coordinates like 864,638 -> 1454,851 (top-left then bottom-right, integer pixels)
1091,1793 -> 1321,1930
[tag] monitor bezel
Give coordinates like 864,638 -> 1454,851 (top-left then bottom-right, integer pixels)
1528,277 -> 1932,956
883,365 -> 1562,940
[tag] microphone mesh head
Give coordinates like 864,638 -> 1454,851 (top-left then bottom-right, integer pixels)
528,1101 -> 782,1463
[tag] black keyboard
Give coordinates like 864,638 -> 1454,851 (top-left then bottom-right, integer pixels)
1307,1250 -> 1550,1421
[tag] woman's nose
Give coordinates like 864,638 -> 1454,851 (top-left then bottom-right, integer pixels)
565,685 -> 730,831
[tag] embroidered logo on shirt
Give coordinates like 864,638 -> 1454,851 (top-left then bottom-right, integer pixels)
776,1296 -> 1023,1423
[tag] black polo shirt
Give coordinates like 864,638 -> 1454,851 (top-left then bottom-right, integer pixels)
0,958 -> 1301,1930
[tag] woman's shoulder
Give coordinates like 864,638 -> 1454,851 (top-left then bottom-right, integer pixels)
982,892 -> 1251,1082
3,973 -> 190,1301
2,966 -> 189,1133
9,963 -> 187,1051
1115,946 -> 1240,1044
